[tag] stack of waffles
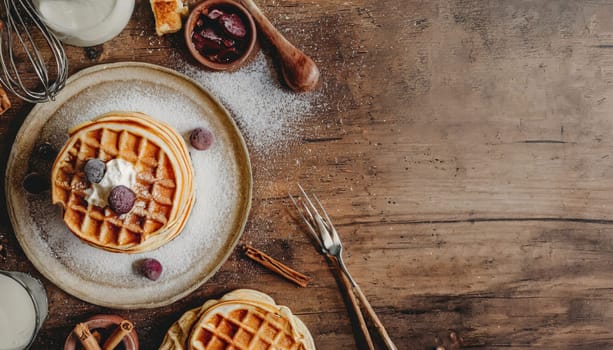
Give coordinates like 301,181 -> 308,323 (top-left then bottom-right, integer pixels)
159,289 -> 316,350
51,111 -> 194,253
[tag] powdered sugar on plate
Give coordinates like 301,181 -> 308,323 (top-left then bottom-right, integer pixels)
37,81 -> 237,286
7,64 -> 251,307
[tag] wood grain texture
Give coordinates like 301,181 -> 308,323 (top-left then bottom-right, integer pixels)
3,0 -> 613,349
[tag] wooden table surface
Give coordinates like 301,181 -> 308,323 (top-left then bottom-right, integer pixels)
3,0 -> 613,348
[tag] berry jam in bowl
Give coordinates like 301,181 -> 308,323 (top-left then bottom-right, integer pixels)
185,0 -> 257,71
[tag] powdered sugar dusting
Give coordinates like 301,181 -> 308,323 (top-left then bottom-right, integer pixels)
178,52 -> 319,152
11,67 -> 251,305
9,55 -> 321,306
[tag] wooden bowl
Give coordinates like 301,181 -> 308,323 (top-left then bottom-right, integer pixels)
184,0 -> 257,71
64,314 -> 139,350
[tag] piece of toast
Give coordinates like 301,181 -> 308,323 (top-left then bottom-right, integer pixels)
150,0 -> 188,36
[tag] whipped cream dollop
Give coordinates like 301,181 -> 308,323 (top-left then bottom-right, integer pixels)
85,159 -> 136,208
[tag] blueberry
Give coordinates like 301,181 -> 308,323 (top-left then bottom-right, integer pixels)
190,127 -> 214,150
108,185 -> 136,214
84,159 -> 105,183
23,172 -> 49,194
84,45 -> 102,60
139,258 -> 163,281
35,142 -> 57,161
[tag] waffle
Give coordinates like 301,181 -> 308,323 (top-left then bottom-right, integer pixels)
189,301 -> 310,350
159,289 -> 316,350
51,111 -> 194,253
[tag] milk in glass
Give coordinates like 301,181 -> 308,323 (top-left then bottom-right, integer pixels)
0,273 -> 37,350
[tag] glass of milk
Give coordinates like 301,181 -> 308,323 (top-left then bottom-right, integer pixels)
0,271 -> 48,350
32,0 -> 135,47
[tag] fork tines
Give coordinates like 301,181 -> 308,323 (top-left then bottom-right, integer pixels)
289,184 -> 340,254
289,185 -> 324,250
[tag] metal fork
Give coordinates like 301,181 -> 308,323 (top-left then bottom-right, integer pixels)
290,185 -> 397,350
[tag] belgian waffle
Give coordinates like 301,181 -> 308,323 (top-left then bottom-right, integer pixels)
158,289 -> 315,350
188,301 -> 310,350
51,111 -> 194,253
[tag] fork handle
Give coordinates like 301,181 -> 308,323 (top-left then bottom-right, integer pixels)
350,281 -> 398,350
336,259 -> 398,350
332,257 -> 375,350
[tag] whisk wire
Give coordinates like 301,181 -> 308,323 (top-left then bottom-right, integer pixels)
18,2 -> 51,87
8,2 -> 49,98
28,0 -> 69,93
0,0 -> 67,103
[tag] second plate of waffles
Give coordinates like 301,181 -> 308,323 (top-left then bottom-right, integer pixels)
5,63 -> 252,308
159,289 -> 316,350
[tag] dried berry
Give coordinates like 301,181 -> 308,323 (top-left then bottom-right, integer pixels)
199,27 -> 222,42
35,142 -> 57,160
190,127 -> 214,150
217,47 -> 240,63
139,258 -> 163,281
193,28 -> 224,53
207,9 -> 224,20
108,185 -> 136,214
222,38 -> 235,48
196,17 -> 205,28
23,172 -> 49,194
84,159 -> 106,183
219,13 -> 247,39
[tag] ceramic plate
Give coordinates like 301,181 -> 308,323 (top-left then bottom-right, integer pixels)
5,62 -> 252,308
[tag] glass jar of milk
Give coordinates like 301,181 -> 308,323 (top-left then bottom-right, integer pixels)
0,271 -> 48,350
33,0 -> 135,47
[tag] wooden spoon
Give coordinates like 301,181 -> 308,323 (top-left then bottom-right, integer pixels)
239,0 -> 320,92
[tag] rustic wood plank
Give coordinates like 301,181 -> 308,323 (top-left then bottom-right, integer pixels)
4,0 -> 613,349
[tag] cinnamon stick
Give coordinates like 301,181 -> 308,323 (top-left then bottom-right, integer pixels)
102,320 -> 133,350
243,244 -> 310,287
73,323 -> 102,350
92,331 -> 101,344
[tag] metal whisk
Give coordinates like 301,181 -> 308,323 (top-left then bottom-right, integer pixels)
0,0 -> 68,103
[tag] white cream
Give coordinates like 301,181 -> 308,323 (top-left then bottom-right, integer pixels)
0,274 -> 37,350
85,158 -> 136,208
33,0 -> 134,47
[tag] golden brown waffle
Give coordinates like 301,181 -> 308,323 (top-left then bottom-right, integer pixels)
188,301 -> 308,350
51,111 -> 194,253
160,290 -> 316,350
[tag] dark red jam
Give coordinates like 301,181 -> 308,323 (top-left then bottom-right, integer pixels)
191,6 -> 250,64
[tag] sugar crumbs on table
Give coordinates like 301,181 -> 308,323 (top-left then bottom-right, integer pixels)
177,52 -> 322,153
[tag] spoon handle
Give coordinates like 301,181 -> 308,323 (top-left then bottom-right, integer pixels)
239,0 -> 292,51
239,0 -> 320,92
